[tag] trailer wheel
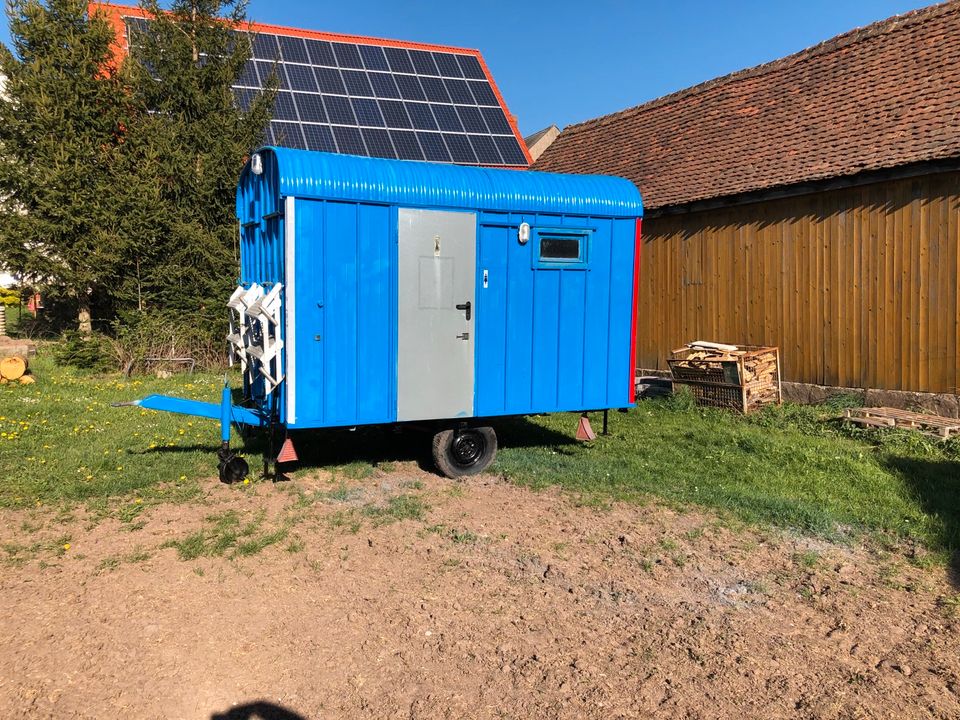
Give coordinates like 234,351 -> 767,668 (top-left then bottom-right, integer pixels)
218,452 -> 249,484
431,426 -> 497,478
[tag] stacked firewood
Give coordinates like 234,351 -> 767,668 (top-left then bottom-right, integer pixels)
674,341 -> 740,365
741,350 -> 779,389
668,341 -> 781,413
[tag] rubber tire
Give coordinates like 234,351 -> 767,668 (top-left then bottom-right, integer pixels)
218,454 -> 249,484
431,426 -> 497,479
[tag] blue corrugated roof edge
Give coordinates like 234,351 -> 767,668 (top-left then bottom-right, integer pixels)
240,147 -> 643,218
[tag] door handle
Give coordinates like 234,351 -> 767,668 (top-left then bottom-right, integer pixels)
456,301 -> 472,321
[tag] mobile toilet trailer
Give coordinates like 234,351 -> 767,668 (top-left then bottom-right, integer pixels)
123,147 -> 643,481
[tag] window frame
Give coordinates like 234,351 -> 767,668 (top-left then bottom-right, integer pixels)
531,227 -> 593,270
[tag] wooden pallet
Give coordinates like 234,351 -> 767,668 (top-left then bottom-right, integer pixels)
844,407 -> 960,438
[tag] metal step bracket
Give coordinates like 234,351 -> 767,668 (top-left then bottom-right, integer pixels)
227,282 -> 285,396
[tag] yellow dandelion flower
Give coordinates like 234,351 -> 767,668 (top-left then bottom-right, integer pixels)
243,478 -> 250,485
63,543 -> 70,551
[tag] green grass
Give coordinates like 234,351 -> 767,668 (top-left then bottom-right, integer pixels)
96,546 -> 153,572
0,353 -> 242,507
160,510 -> 288,560
4,349 -> 960,560
324,493 -> 428,534
423,523 -> 477,544
794,550 -> 821,569
494,393 -> 960,557
2,533 -> 72,566
360,494 -> 428,525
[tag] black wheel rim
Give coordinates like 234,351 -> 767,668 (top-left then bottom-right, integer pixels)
451,431 -> 485,467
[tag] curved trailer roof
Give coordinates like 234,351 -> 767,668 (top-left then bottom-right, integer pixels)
239,147 -> 644,218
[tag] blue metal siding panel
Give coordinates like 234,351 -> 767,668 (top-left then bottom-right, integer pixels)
582,219 -> 613,410
475,224 -> 508,416
557,269 -> 587,407
291,199 -> 325,427
503,219 -> 535,414
475,212 -> 633,417
241,147 -> 643,219
290,198 -> 395,429
356,203 -> 394,424
531,268 -> 561,410
606,218 -> 637,408
236,164 -> 286,417
323,202 -> 360,425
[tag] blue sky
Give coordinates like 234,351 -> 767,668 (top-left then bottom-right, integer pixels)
2,0 -> 932,136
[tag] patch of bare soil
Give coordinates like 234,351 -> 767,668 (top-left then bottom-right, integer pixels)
1,465 -> 959,719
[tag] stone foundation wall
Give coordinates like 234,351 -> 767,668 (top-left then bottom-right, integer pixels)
781,382 -> 960,419
638,368 -> 960,419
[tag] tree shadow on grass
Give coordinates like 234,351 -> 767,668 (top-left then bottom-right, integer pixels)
884,455 -> 960,587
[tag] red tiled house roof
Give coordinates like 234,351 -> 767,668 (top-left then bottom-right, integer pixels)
534,2 -> 960,210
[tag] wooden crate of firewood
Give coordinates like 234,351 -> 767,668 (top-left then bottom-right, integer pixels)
667,341 -> 782,413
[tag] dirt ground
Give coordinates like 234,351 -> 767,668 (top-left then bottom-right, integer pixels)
1,465 -> 959,720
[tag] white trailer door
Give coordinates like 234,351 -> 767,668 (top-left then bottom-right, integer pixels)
397,208 -> 476,421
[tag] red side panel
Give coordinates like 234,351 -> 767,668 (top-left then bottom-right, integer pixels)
628,218 -> 642,404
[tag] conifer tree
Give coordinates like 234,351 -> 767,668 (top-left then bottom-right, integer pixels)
0,0 -> 140,333
126,0 -> 273,332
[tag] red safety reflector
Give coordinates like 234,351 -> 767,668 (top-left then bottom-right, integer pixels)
277,437 -> 299,463
575,415 -> 597,441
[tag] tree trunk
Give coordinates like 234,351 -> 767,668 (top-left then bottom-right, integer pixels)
77,295 -> 92,335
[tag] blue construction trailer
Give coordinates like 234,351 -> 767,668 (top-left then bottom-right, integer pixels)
126,147 -> 643,480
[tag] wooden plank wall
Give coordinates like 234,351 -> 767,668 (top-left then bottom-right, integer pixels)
637,171 -> 960,393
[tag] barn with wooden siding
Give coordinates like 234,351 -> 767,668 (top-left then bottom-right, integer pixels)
535,2 -> 960,396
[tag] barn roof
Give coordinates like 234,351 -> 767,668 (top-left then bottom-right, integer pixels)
534,2 -> 960,210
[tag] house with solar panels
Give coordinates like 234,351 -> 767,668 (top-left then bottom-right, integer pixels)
96,2 -> 531,167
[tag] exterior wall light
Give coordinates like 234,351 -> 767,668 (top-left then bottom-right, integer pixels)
518,221 -> 530,244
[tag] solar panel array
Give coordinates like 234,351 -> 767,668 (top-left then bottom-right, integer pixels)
124,18 -> 528,166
